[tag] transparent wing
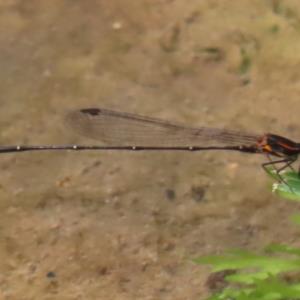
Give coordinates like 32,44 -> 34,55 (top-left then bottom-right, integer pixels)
65,108 -> 259,147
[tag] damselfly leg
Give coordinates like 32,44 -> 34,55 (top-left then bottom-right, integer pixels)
262,155 -> 298,190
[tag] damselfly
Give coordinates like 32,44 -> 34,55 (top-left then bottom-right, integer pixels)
1,108 -> 299,181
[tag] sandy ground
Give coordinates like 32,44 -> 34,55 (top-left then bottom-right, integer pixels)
1,0 -> 300,299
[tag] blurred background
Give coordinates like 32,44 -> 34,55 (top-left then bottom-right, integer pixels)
1,0 -> 300,299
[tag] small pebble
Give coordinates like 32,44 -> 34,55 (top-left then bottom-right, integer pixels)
191,186 -> 206,202
46,271 -> 56,279
112,21 -> 123,30
165,189 -> 176,201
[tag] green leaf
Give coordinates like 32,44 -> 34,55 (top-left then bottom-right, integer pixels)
291,214 -> 300,225
206,278 -> 300,300
194,250 -> 300,284
264,167 -> 300,201
265,243 -> 300,256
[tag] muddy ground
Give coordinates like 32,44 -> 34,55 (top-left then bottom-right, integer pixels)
1,1 -> 300,299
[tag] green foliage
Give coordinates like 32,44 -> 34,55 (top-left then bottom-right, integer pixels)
195,167 -> 300,299
195,249 -> 300,284
265,167 -> 300,201
195,246 -> 300,300
205,278 -> 300,300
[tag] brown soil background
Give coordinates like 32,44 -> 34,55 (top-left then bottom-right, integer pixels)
1,1 -> 300,299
